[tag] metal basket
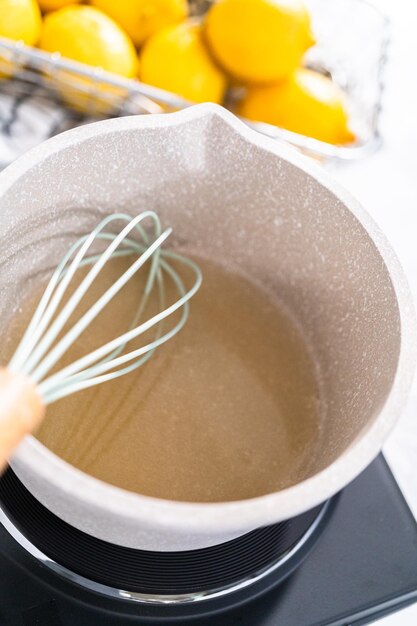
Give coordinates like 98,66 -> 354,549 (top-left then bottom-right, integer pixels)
0,0 -> 388,162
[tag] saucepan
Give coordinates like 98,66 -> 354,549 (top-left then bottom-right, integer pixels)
0,103 -> 414,552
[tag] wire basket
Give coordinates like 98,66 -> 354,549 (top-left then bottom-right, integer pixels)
0,0 -> 388,162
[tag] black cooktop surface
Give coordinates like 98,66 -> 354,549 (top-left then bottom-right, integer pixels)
0,455 -> 417,625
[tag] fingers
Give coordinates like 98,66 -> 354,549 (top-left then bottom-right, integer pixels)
0,368 -> 45,472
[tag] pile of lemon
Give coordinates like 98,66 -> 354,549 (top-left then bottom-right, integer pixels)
0,0 -> 354,144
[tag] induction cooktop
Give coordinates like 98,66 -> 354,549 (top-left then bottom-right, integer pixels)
0,455 -> 416,625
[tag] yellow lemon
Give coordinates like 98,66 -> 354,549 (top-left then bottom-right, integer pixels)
39,5 -> 138,113
38,0 -> 80,12
140,21 -> 226,104
40,6 -> 138,76
204,0 -> 314,84
0,0 -> 42,45
238,69 -> 355,145
91,0 -> 188,46
0,0 -> 42,77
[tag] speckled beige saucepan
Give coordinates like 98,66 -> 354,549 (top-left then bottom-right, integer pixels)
0,104 -> 415,552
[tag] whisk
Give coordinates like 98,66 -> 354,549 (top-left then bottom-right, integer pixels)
0,211 -> 202,469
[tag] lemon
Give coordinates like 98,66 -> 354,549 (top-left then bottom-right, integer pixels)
0,0 -> 42,77
38,0 -> 80,12
238,69 -> 355,145
40,6 -> 138,76
39,5 -> 138,113
0,0 -> 42,45
141,21 -> 226,104
204,0 -> 314,84
91,0 -> 188,46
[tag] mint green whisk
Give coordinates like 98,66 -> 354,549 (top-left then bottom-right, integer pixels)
8,211 -> 202,405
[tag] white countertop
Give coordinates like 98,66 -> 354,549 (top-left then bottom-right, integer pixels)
331,1 -> 417,622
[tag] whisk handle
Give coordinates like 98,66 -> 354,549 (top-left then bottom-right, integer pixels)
0,368 -> 45,472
